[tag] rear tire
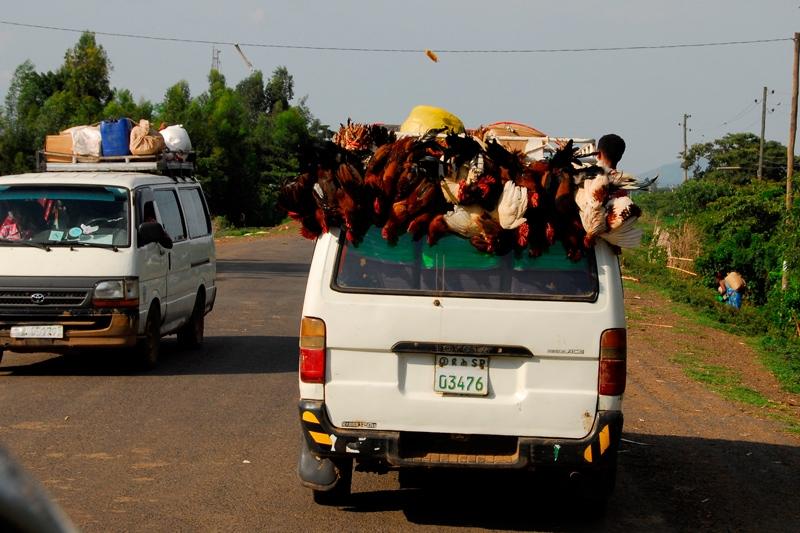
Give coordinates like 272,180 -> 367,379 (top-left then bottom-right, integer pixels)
312,458 -> 353,506
136,306 -> 161,370
574,453 -> 617,510
177,292 -> 205,349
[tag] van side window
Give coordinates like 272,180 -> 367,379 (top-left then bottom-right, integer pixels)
179,188 -> 211,238
153,189 -> 186,241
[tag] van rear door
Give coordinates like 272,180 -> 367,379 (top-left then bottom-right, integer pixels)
308,228 -> 623,439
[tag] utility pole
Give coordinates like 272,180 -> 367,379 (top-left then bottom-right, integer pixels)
211,46 -> 221,72
758,86 -> 768,180
681,113 -> 691,182
783,32 -> 799,291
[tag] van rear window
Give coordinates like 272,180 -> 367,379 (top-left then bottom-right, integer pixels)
333,227 -> 598,301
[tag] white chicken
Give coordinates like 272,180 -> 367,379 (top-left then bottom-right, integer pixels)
496,181 -> 528,230
600,195 -> 643,248
443,204 -> 488,238
574,172 -> 610,243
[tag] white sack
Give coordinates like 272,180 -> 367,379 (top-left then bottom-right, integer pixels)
160,124 -> 192,152
63,125 -> 102,157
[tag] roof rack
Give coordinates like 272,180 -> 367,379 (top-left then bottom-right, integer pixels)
36,151 -> 196,179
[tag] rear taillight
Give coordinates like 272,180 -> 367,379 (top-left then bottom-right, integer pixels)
299,317 -> 326,383
599,328 -> 627,396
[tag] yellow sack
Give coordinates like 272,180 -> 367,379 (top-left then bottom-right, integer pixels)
400,105 -> 465,135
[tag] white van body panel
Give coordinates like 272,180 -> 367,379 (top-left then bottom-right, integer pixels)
301,231 -> 625,439
0,247 -> 135,277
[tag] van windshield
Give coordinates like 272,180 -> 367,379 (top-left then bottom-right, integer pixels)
0,185 -> 130,248
334,227 -> 598,301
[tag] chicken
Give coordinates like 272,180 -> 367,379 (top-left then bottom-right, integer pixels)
515,221 -> 529,249
407,212 -> 434,241
458,174 -> 503,210
443,133 -> 483,170
600,195 -> 643,249
547,139 -> 582,175
443,204 -> 485,238
313,168 -> 340,227
574,173 -> 610,247
607,170 -> 658,191
277,171 -> 315,219
514,166 -> 546,209
496,180 -> 528,230
558,214 -> 587,262
484,138 -> 525,184
333,120 -> 396,153
464,210 -> 505,254
382,179 -> 443,243
553,170 -> 576,217
427,213 -> 450,245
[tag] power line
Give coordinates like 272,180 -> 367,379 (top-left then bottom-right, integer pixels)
720,101 -> 759,126
0,19 -> 793,54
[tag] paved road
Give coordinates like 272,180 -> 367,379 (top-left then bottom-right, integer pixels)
1,233 -> 798,532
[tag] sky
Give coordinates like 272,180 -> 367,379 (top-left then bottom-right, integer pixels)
0,0 -> 798,174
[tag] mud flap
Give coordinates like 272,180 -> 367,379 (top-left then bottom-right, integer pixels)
297,438 -> 339,491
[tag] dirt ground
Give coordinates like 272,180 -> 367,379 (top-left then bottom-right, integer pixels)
609,283 -> 800,532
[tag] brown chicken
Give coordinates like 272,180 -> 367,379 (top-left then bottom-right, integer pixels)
427,213 -> 450,245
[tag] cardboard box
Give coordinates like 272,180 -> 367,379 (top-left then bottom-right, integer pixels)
44,134 -> 73,162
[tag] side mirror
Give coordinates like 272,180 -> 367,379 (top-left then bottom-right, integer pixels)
138,221 -> 173,249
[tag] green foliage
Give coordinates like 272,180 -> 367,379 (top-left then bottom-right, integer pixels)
103,89 -> 153,121
622,238 -> 769,337
60,32 -> 113,105
0,35 -> 324,227
686,132 -> 790,184
236,71 -> 267,118
155,81 -> 192,125
758,336 -> 800,394
628,128 -> 800,394
692,181 -> 784,304
265,66 -> 294,115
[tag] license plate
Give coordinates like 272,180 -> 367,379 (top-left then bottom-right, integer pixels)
10,325 -> 63,339
434,355 -> 489,396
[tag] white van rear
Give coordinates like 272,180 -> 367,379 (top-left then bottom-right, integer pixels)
297,226 -> 626,504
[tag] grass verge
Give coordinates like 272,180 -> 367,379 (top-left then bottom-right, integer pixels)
670,352 -> 771,408
624,248 -> 800,434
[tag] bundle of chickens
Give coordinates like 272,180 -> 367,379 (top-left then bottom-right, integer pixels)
279,122 -> 653,261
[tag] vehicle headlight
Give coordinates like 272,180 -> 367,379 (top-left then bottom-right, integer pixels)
93,278 -> 139,307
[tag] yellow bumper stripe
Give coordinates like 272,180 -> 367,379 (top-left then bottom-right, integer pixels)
599,425 -> 610,454
302,411 -> 320,424
584,446 -> 593,463
309,431 -> 332,446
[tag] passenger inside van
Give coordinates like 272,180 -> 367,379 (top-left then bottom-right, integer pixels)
0,207 -> 23,240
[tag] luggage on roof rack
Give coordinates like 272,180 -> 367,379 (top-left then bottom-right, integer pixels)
36,150 -> 195,177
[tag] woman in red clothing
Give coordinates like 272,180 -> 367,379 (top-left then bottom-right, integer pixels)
0,209 -> 22,240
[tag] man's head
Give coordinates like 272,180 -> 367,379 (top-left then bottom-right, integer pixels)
597,134 -> 626,169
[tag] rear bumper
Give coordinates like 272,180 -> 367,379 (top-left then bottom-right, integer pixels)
298,399 -> 623,471
0,310 -> 138,352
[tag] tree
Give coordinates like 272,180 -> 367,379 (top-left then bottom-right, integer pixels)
103,89 -> 153,121
265,66 -> 294,115
60,32 -> 113,105
685,132 -> 789,185
157,81 -> 192,125
236,71 -> 267,118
